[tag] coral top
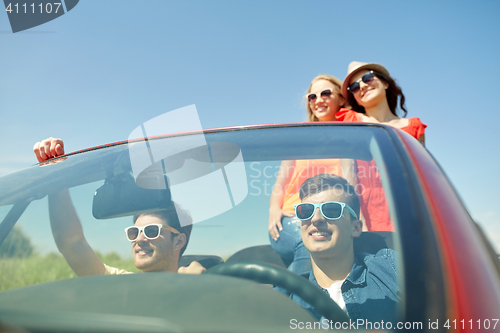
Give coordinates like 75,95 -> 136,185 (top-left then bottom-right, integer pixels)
335,109 -> 427,231
335,109 -> 427,138
281,159 -> 342,214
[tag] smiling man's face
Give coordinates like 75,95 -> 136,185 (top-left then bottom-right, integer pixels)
300,189 -> 362,259
131,214 -> 182,272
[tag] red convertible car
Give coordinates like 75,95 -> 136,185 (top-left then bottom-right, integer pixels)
0,122 -> 499,332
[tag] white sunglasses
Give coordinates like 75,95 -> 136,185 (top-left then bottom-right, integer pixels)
124,223 -> 180,242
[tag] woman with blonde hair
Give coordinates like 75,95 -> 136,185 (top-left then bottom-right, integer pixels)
268,74 -> 350,275
304,74 -> 346,122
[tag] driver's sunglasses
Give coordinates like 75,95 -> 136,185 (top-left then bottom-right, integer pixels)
294,202 -> 358,221
307,88 -> 334,103
124,224 -> 180,242
347,71 -> 376,94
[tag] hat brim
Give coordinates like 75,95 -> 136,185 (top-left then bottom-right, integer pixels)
341,63 -> 391,98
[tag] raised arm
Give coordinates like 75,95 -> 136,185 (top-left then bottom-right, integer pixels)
34,138 -> 105,276
48,190 -> 105,276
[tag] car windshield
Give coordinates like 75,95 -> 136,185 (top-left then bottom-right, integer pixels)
0,123 -> 412,331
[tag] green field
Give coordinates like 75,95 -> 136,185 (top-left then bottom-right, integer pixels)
0,252 -> 139,292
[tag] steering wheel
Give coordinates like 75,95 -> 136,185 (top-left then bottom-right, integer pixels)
206,261 -> 350,323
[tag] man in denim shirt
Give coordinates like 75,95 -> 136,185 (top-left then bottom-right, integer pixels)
288,174 -> 400,324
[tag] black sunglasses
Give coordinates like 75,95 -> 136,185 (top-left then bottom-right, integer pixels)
347,71 -> 375,94
307,88 -> 334,103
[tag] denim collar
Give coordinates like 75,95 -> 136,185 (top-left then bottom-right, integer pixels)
307,252 -> 368,288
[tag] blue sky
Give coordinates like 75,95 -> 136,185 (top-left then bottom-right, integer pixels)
1,1 -> 500,250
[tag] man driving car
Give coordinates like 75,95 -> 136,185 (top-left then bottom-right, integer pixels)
288,173 -> 400,323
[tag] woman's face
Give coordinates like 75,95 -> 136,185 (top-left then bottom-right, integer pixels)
349,70 -> 389,108
308,80 -> 344,121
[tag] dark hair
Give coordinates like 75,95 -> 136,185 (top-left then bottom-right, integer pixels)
347,69 -> 408,118
299,174 -> 360,219
133,203 -> 192,256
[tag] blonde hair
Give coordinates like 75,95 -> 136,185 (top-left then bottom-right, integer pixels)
305,74 -> 346,122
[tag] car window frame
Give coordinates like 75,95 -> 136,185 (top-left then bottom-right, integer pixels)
377,125 -> 448,329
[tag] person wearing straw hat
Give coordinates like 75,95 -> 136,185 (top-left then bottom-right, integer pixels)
337,61 -> 426,143
336,61 -> 427,232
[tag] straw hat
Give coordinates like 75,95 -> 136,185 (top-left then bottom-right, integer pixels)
341,61 -> 391,98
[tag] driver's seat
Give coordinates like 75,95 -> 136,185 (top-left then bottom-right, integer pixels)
179,255 -> 224,269
354,231 -> 394,254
